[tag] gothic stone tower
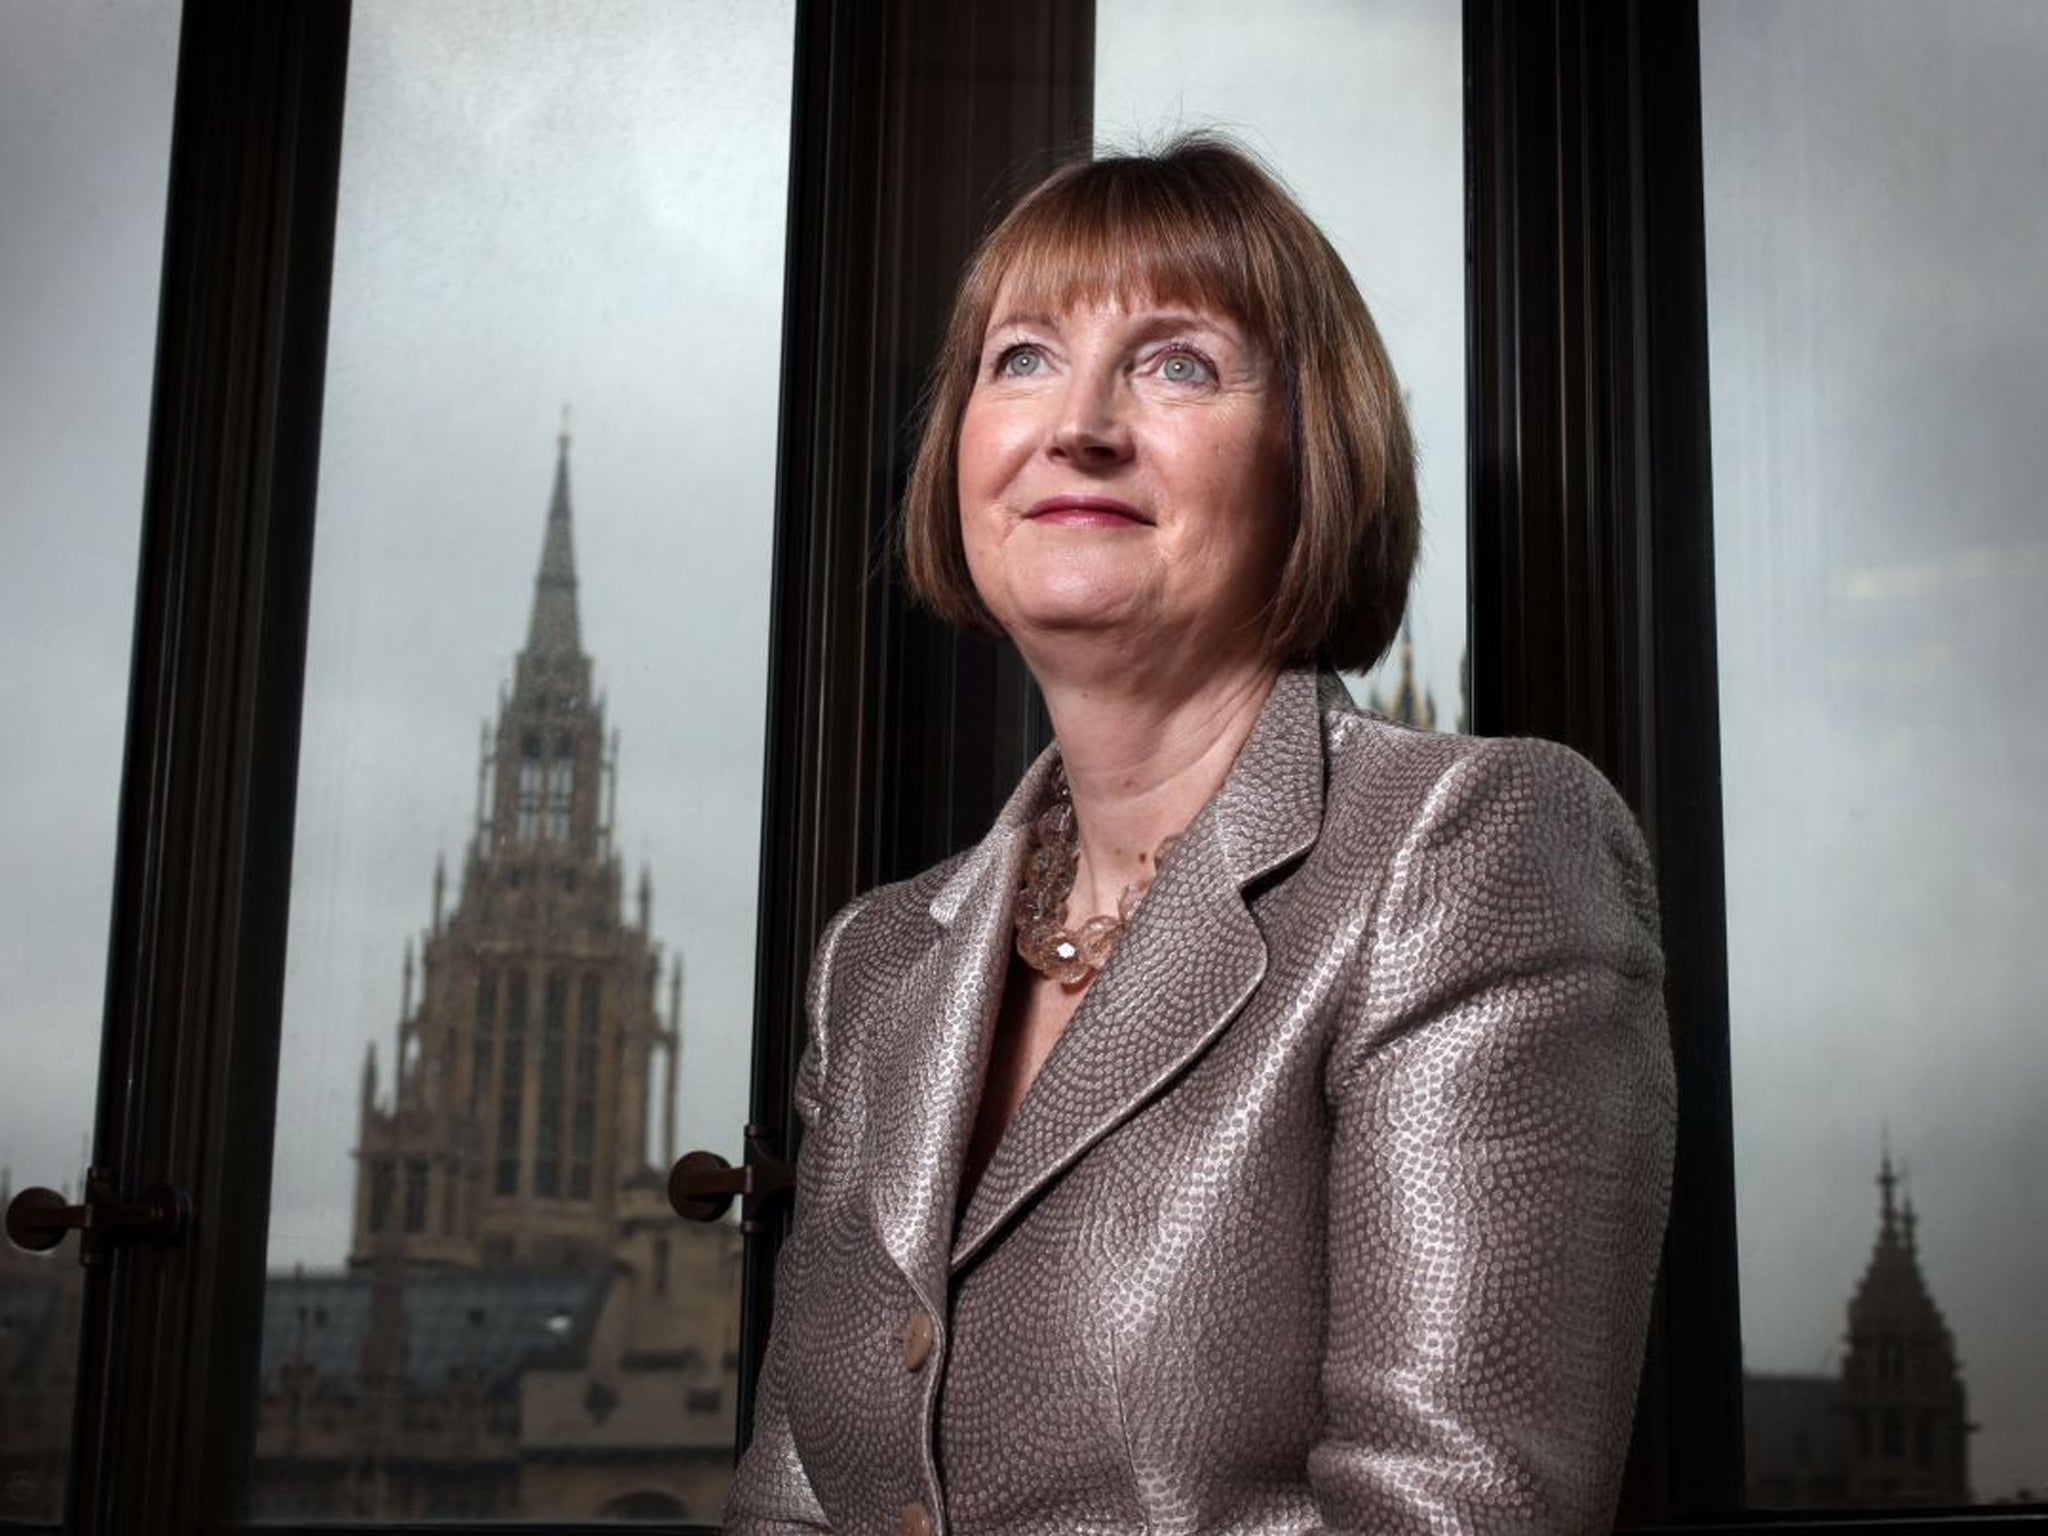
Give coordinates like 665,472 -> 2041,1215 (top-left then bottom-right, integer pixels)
1840,1151 -> 1973,1504
350,431 -> 682,1270
1365,619 -> 1439,731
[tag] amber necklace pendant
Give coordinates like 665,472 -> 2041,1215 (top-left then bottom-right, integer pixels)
1013,760 -> 1178,986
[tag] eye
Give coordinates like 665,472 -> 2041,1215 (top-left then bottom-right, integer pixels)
993,343 -> 1046,379
1156,347 -> 1216,386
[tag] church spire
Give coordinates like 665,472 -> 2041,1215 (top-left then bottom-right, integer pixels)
1878,1141 -> 1900,1245
525,414 -> 583,660
1367,616 -> 1437,731
1842,1140 -> 1973,1503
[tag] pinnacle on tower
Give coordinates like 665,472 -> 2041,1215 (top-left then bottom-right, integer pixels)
1878,1142 -> 1900,1245
525,421 -> 583,660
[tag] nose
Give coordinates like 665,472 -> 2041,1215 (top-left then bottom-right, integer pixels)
1048,368 -> 1133,467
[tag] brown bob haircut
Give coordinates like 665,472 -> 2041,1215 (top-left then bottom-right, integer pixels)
900,133 -> 1419,673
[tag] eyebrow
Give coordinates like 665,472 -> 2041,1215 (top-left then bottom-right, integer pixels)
1126,308 -> 1242,343
981,306 -> 1245,345
982,308 -> 1062,340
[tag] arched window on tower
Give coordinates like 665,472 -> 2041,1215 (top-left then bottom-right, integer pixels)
570,972 -> 599,1198
547,732 -> 575,840
1881,1339 -> 1904,1383
536,969 -> 567,1197
369,1159 -> 395,1233
403,1159 -> 428,1233
472,969 -> 496,1114
496,970 -> 527,1195
517,733 -> 543,840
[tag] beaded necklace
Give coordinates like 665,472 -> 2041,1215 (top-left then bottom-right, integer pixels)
1013,761 -> 1178,986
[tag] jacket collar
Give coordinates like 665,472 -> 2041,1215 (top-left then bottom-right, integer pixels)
864,665 -> 1335,1305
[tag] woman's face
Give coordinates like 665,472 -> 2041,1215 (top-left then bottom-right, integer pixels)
956,278 -> 1291,671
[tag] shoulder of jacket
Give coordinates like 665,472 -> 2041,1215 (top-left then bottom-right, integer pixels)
1320,695 -> 1621,814
823,844 -> 975,954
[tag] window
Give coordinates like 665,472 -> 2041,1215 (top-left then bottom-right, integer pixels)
1702,0 -> 2048,1510
0,3 -> 177,1524
471,969 -> 495,1113
368,1161 -> 395,1234
496,970 -> 527,1198
22,4 -> 2045,1531
571,973 -> 600,1200
402,1161 -> 427,1234
517,734 -> 543,841
247,0 -> 793,1522
535,971 -> 566,1199
546,733 -> 575,842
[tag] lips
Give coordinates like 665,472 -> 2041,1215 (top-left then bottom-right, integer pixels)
1025,495 -> 1152,526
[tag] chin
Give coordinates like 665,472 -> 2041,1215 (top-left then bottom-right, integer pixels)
979,546 -> 1154,627
997,574 -> 1151,637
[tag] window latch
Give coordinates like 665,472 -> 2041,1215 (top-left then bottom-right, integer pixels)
667,1123 -> 792,1234
5,1166 -> 191,1267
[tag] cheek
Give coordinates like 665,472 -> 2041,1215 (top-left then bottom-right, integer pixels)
956,394 -> 1022,504
1189,422 -> 1292,613
956,404 -> 989,496
1204,420 -> 1291,555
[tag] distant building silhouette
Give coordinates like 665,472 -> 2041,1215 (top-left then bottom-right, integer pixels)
350,424 -> 680,1272
1747,1148 -> 1973,1509
248,428 -> 745,1521
1839,1153 -> 1973,1503
0,1169 -> 82,1522
1365,619 -> 1466,732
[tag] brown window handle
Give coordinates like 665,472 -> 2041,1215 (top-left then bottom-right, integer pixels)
5,1167 -> 191,1267
667,1123 -> 792,1233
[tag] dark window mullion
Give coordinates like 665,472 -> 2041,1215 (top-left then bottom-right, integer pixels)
74,1 -> 353,1531
1464,0 -> 1740,1523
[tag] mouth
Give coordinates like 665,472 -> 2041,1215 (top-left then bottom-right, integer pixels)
1024,495 -> 1152,527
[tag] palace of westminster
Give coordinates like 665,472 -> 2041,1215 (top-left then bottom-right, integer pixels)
2,437 -> 1975,1521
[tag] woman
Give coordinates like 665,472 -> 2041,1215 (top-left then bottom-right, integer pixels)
726,137 -> 1673,1535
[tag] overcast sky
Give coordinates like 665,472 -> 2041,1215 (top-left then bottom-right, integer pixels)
3,0 -> 2043,1506
1701,0 -> 2048,1501
2,4 -> 177,1206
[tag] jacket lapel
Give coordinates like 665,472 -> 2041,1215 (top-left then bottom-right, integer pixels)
947,666 -> 1333,1273
861,750 -> 1056,1311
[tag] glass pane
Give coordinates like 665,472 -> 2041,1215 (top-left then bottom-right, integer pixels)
1093,0 -> 1467,728
258,3 -> 795,1522
1704,0 -> 2048,1511
0,3 -> 180,1523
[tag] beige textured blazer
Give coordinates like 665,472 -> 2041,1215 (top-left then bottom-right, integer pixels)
725,665 -> 1674,1535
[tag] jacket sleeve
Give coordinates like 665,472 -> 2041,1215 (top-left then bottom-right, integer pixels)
1309,736 -> 1675,1534
723,895 -> 870,1534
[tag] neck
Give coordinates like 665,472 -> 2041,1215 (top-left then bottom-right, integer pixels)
1030,646 -> 1280,918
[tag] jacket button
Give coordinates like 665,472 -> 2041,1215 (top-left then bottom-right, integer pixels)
899,1499 -> 934,1536
902,1308 -> 935,1372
